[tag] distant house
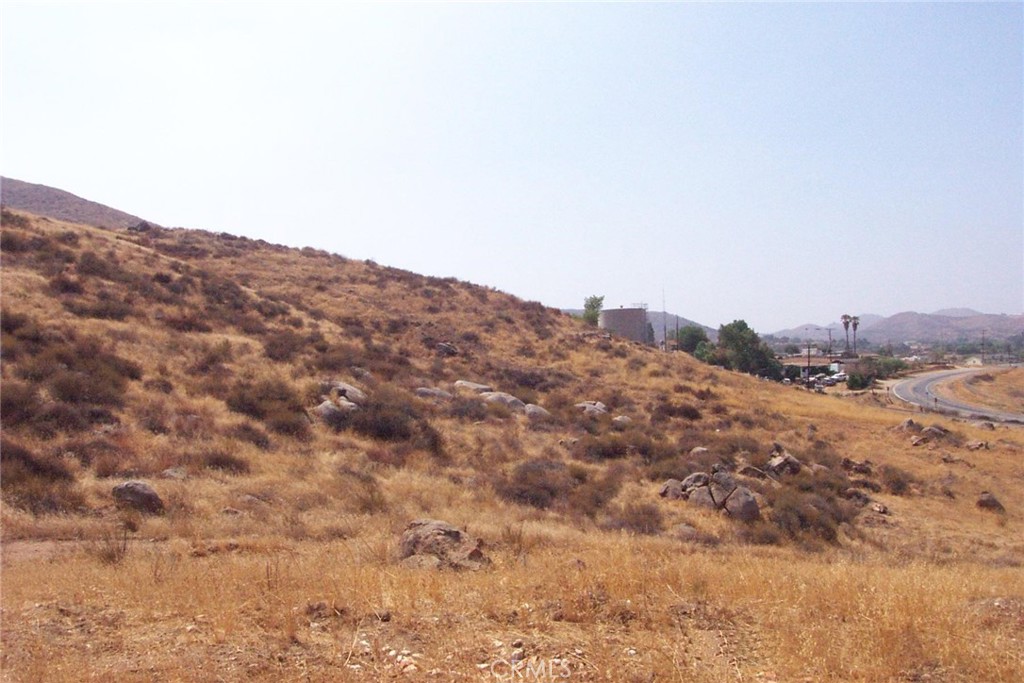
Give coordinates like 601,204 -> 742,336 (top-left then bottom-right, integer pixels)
964,356 -> 984,367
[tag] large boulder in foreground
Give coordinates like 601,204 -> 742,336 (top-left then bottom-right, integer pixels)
112,481 -> 164,514
398,519 -> 490,570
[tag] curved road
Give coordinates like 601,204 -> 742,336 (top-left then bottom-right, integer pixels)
891,367 -> 1024,423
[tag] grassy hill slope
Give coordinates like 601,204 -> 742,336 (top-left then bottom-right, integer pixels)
2,207 -> 1022,681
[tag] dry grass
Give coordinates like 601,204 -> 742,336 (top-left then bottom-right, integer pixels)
940,367 -> 1024,415
3,210 -> 1023,681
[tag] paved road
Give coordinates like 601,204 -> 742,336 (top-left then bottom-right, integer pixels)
891,367 -> 1024,423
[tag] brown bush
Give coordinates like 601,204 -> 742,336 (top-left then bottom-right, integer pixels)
0,438 -> 84,514
603,502 -> 664,535
879,464 -> 917,496
496,459 -> 577,510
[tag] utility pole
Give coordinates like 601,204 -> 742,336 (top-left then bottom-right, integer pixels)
981,329 -> 987,366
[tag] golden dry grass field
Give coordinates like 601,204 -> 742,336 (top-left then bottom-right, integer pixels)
2,209 -> 1022,681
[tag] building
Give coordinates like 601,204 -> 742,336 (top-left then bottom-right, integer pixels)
599,307 -> 653,345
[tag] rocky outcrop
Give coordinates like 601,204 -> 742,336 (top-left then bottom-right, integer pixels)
321,380 -> 367,405
524,404 -> 552,421
397,519 -> 490,570
112,481 -> 164,514
765,445 -> 802,477
659,471 -> 760,522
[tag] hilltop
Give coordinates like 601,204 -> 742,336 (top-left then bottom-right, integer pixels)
1,199 -> 1022,681
773,310 -> 1023,345
1,176 -> 153,230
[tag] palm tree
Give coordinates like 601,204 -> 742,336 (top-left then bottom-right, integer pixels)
851,316 -> 860,355
841,314 -> 852,354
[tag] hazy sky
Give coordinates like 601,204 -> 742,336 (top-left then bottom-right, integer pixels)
2,2 -> 1021,332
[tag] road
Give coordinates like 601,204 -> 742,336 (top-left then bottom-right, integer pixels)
891,367 -> 1024,423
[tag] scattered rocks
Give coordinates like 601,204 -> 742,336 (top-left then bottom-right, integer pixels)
841,457 -> 873,476
737,465 -> 768,479
454,380 -> 493,393
972,421 -> 996,431
921,425 -> 949,439
976,491 -> 1005,513
662,472 -> 759,521
397,519 -> 490,570
965,440 -> 989,451
112,481 -> 164,514
910,436 -> 929,447
871,502 -> 889,515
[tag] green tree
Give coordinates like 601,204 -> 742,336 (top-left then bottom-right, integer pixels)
716,320 -> 783,380
675,325 -> 709,354
582,295 -> 604,326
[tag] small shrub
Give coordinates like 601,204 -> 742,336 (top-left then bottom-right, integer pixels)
604,502 -> 664,535
449,396 -> 489,422
0,380 -> 41,428
226,376 -> 310,439
228,422 -> 272,450
496,459 -> 576,510
879,464 -> 916,496
201,450 -> 250,474
263,329 -> 305,361
0,439 -> 84,514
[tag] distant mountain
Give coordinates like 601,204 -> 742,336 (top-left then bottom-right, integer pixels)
858,311 -> 1024,343
773,311 -> 1023,344
1,177 -> 153,230
646,311 -> 717,344
931,308 -> 984,318
771,314 -> 884,342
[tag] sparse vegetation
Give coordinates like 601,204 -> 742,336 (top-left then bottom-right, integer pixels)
1,209 -> 1022,682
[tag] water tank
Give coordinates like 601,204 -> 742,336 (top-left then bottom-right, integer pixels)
599,308 -> 650,344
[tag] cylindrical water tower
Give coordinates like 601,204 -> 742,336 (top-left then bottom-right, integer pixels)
599,307 -> 650,344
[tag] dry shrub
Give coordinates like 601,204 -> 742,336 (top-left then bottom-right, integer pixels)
0,439 -> 84,514
199,449 -> 250,475
227,422 -> 272,450
603,502 -> 664,535
880,464 -> 917,496
326,386 -> 444,456
0,380 -> 40,428
226,375 -> 310,439
495,459 -> 578,510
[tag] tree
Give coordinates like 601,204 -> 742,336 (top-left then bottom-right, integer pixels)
841,314 -> 852,354
715,320 -> 783,380
582,295 -> 604,326
675,325 -> 709,354
851,316 -> 860,355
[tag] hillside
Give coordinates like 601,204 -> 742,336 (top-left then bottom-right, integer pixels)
1,177 -> 153,230
2,206 -> 1023,681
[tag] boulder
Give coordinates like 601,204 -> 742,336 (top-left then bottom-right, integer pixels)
314,399 -> 357,421
737,465 -> 768,479
680,472 -> 709,492
686,486 -> 719,510
435,342 -> 459,357
910,436 -> 929,447
322,381 -> 367,405
965,440 -> 989,451
896,418 -> 922,432
415,387 -> 454,401
722,486 -> 760,522
524,404 -> 552,421
976,492 -> 1005,513
112,481 -> 164,514
574,401 -> 607,416
689,447 -> 710,457
454,380 -> 493,393
612,415 -> 633,427
659,479 -> 685,500
711,471 -> 737,491
972,421 -> 996,431
397,519 -> 490,570
921,425 -> 948,439
481,392 -> 527,412
765,452 -> 802,476
160,467 -> 188,480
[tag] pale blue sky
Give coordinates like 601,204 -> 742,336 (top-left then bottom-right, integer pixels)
2,2 -> 1021,332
